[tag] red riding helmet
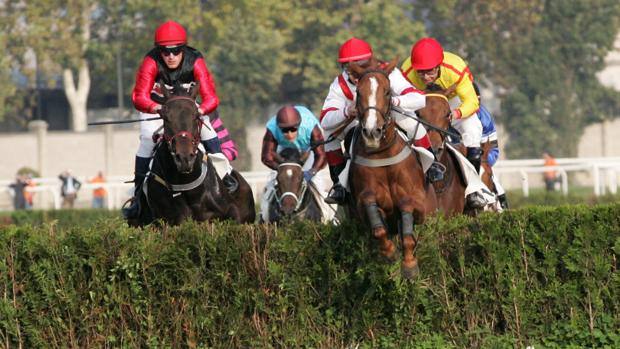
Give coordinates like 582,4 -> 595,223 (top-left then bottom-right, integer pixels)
338,37 -> 373,63
410,37 -> 444,70
154,20 -> 187,47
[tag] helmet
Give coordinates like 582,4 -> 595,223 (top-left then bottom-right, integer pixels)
410,37 -> 444,70
338,37 -> 373,63
154,21 -> 187,47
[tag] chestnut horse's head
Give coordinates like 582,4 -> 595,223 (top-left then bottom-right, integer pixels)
274,148 -> 310,216
160,83 -> 202,173
416,83 -> 454,150
349,57 -> 399,149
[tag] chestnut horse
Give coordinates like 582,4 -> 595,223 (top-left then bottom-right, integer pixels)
415,86 -> 468,216
348,58 -> 438,279
128,83 -> 255,226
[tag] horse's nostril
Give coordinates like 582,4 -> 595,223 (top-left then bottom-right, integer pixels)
362,128 -> 372,138
372,128 -> 382,138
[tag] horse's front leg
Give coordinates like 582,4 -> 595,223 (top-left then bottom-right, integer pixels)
397,196 -> 422,279
360,192 -> 396,262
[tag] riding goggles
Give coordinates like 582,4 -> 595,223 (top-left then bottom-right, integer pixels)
280,126 -> 299,134
160,45 -> 184,57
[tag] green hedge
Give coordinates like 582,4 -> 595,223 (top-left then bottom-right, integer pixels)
0,209 -> 119,229
1,205 -> 619,348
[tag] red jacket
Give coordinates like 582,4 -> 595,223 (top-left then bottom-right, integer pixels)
132,47 -> 219,114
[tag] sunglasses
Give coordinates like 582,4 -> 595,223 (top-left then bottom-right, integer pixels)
160,46 -> 184,57
280,126 -> 299,134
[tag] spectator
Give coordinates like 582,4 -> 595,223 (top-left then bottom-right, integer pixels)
89,171 -> 107,209
542,152 -> 559,191
59,170 -> 82,208
23,174 -> 35,209
8,174 -> 27,210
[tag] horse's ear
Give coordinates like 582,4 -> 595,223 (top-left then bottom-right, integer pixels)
300,150 -> 310,164
274,153 -> 284,164
348,61 -> 365,77
162,81 -> 171,99
444,83 -> 458,96
384,56 -> 400,74
190,82 -> 200,100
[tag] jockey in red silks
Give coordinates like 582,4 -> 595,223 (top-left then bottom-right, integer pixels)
124,20 -> 237,219
320,37 -> 445,205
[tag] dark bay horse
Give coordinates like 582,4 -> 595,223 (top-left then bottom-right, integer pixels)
263,148 -> 323,223
348,58 -> 438,279
415,85 -> 468,216
129,84 -> 255,226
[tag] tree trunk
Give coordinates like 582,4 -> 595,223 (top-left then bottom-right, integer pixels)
63,60 -> 90,132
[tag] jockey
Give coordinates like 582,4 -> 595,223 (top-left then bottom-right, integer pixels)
260,105 -> 330,220
473,83 -> 508,209
124,20 -> 236,220
402,37 -> 488,208
321,37 -> 445,205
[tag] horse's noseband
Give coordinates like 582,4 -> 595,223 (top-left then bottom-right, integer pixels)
275,162 -> 307,213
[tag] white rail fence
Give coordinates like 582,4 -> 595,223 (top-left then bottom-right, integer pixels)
2,157 -> 620,211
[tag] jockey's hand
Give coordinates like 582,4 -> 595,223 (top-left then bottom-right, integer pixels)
345,104 -> 358,120
450,109 -> 462,120
152,104 -> 163,114
303,170 -> 315,182
391,96 -> 401,107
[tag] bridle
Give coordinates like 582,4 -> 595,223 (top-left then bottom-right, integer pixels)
355,69 -> 393,142
161,95 -> 203,156
274,162 -> 308,213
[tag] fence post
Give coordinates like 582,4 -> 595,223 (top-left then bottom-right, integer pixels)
28,120 -> 48,176
104,124 -> 114,177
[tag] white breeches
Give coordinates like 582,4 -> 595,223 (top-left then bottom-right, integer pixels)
136,112 -> 218,158
448,97 -> 482,148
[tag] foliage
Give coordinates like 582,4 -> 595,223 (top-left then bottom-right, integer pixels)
1,204 -> 619,347
411,0 -> 620,157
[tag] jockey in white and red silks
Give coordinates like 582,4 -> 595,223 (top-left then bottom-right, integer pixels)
320,37 -> 445,205
124,20 -> 237,219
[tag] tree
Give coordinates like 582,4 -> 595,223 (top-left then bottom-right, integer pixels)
412,0 -> 620,157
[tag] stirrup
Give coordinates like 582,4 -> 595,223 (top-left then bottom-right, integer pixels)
325,185 -> 347,205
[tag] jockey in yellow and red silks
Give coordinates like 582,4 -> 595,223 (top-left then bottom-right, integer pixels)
401,37 -> 484,173
320,37 -> 444,205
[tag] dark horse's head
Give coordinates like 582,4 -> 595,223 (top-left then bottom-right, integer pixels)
274,147 -> 309,216
348,57 -> 400,149
160,83 -> 202,173
417,83 -> 454,150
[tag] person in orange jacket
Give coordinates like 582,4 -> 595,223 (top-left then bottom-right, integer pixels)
90,171 -> 107,209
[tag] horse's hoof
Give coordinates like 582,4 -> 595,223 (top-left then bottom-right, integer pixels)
379,242 -> 398,263
401,263 -> 420,280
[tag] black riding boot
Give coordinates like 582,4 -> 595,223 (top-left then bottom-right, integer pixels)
465,146 -> 486,209
425,146 -> 445,182
122,156 -> 150,220
325,162 -> 347,205
201,139 -> 238,193
466,146 -> 483,173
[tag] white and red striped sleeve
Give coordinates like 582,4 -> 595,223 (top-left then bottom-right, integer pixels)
389,69 -> 426,112
320,77 -> 350,131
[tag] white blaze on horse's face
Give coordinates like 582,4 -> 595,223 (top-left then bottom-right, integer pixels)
365,77 -> 378,130
286,169 -> 293,178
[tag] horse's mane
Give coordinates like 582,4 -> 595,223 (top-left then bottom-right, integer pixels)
279,148 -> 304,164
425,83 -> 444,93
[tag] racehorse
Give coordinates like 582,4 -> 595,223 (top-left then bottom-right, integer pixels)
480,140 -> 496,194
415,84 -> 469,216
128,83 -> 255,226
347,58 -> 438,279
263,148 -> 323,223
